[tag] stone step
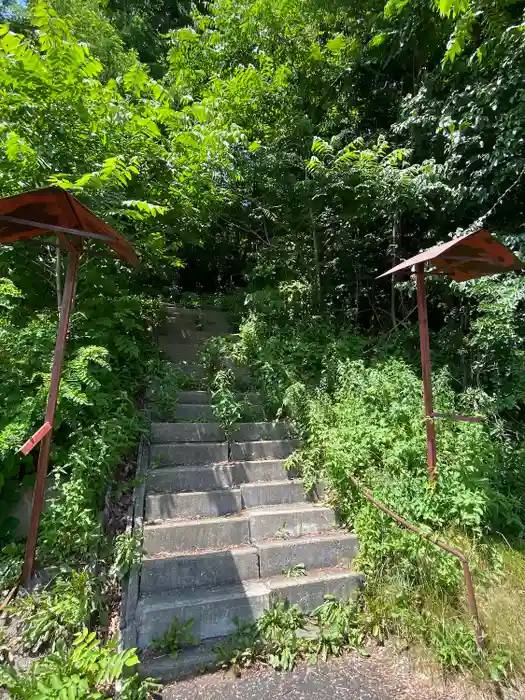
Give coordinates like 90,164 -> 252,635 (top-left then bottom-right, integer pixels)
161,343 -> 202,363
147,460 -> 294,493
173,404 -> 215,421
151,422 -> 290,444
136,570 -> 363,649
150,441 -> 229,466
140,641 -> 218,683
256,532 -> 359,577
233,422 -> 290,441
145,488 -> 242,521
176,390 -> 211,405
174,362 -> 206,379
267,569 -> 363,610
231,439 -> 299,461
136,580 -> 269,648
164,306 -> 232,331
141,546 -> 259,594
240,480 -> 308,508
151,422 -> 225,443
160,328 -> 215,345
143,514 -> 250,555
248,504 -> 336,540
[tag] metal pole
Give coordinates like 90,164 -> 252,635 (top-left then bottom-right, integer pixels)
21,249 -> 81,587
415,263 -> 437,482
348,474 -> 484,650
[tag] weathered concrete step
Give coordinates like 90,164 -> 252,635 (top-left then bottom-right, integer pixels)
137,570 -> 364,649
176,390 -> 211,405
150,441 -> 229,466
174,404 -> 214,421
160,328 -> 216,345
137,580 -> 269,648
145,488 -> 242,520
151,422 -> 290,444
256,532 -> 359,577
248,504 -> 336,540
174,362 -> 206,379
161,343 -> 202,363
164,306 -> 232,331
143,514 -> 249,555
141,546 -> 259,593
140,640 -> 218,682
267,569 -> 363,610
240,480 -> 308,508
147,461 -> 294,493
233,422 -> 290,441
231,439 -> 299,461
151,422 -> 225,443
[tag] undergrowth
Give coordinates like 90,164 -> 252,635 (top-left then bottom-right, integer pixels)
0,264 -> 167,688
207,283 -> 525,684
0,628 -> 159,699
215,598 -> 365,672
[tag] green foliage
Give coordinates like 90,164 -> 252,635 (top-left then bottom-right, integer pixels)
215,597 -> 364,672
281,563 -> 307,578
151,617 -> 199,657
110,530 -> 142,580
0,542 -> 23,595
0,627 -> 159,699
1,0 -> 525,686
10,571 -> 103,653
210,369 -> 244,437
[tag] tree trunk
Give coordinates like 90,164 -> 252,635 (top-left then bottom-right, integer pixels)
310,208 -> 321,310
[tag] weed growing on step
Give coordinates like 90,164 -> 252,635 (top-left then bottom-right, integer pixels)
281,563 -> 307,578
215,598 -> 364,672
210,369 -> 244,438
152,617 -> 199,658
110,530 -> 143,580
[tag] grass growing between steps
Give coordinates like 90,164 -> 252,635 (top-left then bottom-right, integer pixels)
201,287 -> 525,689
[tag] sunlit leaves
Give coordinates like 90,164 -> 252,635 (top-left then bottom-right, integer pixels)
437,0 -> 469,17
121,200 -> 168,219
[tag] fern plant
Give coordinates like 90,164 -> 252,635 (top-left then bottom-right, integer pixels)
0,627 -> 159,699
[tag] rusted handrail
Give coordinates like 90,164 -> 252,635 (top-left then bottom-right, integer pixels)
348,474 -> 484,650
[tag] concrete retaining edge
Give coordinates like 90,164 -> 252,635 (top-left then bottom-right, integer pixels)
119,410 -> 150,655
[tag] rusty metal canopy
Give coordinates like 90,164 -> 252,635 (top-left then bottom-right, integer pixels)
378,228 -> 523,282
0,187 -> 138,266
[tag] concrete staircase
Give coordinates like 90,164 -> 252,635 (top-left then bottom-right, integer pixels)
136,305 -> 362,678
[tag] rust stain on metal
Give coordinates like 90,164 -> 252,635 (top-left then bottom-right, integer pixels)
19,422 -> 52,456
0,186 -> 138,265
378,230 -> 522,483
378,228 -> 523,281
416,263 -> 437,482
0,187 -> 138,589
349,473 -> 484,650
431,412 -> 485,424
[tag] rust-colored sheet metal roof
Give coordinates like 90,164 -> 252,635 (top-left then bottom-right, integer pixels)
378,229 -> 523,282
0,187 -> 138,266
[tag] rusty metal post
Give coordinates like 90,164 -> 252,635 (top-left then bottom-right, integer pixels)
415,263 -> 437,482
21,249 -> 81,587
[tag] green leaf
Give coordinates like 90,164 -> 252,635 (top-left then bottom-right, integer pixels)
370,32 -> 388,47
326,34 -> 346,54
